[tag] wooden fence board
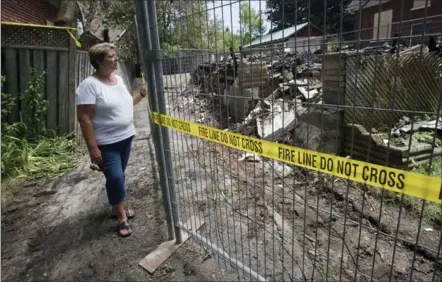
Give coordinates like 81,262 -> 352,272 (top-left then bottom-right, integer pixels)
32,50 -> 45,106
46,50 -> 58,131
18,49 -> 30,122
59,51 -> 69,134
68,38 -> 76,133
3,48 -> 19,122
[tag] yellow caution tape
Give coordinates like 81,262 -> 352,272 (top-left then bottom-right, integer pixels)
66,29 -> 82,48
152,112 -> 442,204
1,21 -> 77,30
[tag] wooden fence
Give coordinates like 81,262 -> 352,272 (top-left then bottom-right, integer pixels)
345,50 -> 442,129
1,24 -> 94,135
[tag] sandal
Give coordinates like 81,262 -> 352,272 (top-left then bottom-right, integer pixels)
110,206 -> 135,220
117,221 -> 132,237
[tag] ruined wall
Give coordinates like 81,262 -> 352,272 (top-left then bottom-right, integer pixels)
323,53 -> 347,106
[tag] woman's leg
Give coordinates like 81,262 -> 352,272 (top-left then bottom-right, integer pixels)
99,142 -> 131,237
120,135 -> 134,173
120,135 -> 134,217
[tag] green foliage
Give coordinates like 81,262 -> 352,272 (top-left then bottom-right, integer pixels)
266,0 -> 354,34
25,69 -> 49,140
102,0 -> 241,59
410,157 -> 441,226
1,73 -> 77,187
381,157 -> 442,227
1,76 -> 16,120
239,2 -> 267,45
413,156 -> 442,178
224,30 -> 241,51
102,0 -> 137,61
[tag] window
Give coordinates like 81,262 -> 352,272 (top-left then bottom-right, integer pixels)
413,0 -> 431,9
373,9 -> 393,39
410,23 -> 429,46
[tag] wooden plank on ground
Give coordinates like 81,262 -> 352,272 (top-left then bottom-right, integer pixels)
138,216 -> 204,274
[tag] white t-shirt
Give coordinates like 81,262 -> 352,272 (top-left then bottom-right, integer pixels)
76,75 -> 135,145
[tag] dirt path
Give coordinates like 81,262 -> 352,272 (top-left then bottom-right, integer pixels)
1,102 -> 233,281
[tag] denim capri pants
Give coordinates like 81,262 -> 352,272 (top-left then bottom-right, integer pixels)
98,135 -> 134,205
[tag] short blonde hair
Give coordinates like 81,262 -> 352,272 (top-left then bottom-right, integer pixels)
88,43 -> 116,70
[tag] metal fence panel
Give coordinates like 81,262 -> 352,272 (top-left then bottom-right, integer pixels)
137,0 -> 442,281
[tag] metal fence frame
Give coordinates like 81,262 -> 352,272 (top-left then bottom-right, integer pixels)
135,1 -> 442,281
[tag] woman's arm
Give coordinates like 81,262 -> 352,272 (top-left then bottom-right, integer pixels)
133,90 -> 146,105
77,104 -> 101,164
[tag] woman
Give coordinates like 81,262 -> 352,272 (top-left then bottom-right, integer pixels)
76,43 -> 147,237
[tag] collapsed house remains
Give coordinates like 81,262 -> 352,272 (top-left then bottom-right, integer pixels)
186,37 -> 442,169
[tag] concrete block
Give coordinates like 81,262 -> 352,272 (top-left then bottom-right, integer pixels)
323,69 -> 346,76
322,74 -> 346,82
323,90 -> 345,105
323,80 -> 346,88
323,86 -> 345,93
257,110 -> 297,141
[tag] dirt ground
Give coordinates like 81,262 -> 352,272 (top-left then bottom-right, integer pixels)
1,97 -> 237,281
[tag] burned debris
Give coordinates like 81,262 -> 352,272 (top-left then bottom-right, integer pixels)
188,48 -> 326,149
184,39 -> 442,167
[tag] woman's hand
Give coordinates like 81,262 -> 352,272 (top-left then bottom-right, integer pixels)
89,147 -> 102,165
139,83 -> 147,97
133,83 -> 147,105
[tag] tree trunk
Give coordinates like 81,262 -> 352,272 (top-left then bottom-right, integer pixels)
85,0 -> 105,34
54,0 -> 78,26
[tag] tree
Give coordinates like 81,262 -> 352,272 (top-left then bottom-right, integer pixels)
103,0 -> 182,58
84,0 -> 231,59
223,28 -> 241,51
102,0 -> 137,60
265,0 -> 354,35
239,2 -> 267,45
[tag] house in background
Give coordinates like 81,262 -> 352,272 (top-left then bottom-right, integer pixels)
347,0 -> 442,45
1,0 -> 60,25
242,22 -> 324,53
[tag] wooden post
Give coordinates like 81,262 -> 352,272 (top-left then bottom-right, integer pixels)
68,24 -> 77,134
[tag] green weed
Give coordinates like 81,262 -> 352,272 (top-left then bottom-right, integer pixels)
383,156 -> 442,226
1,72 -> 78,198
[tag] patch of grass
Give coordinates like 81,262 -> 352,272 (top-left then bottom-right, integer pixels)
1,72 -> 79,200
384,156 -> 442,226
412,156 -> 442,177
410,156 -> 442,226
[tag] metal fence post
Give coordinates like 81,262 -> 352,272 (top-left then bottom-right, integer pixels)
136,0 -> 183,244
133,0 -> 177,242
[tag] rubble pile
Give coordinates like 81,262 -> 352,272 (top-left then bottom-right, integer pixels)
186,48 -> 329,152
380,115 -> 442,148
190,50 -> 322,90
184,38 -> 442,161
